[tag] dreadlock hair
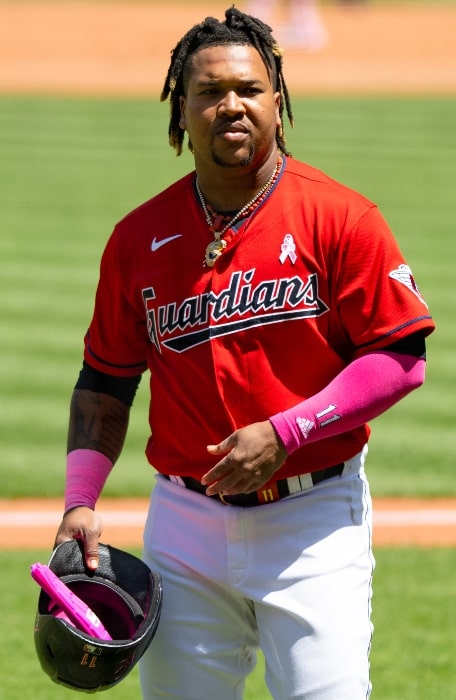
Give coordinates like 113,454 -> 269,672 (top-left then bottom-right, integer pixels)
160,6 -> 294,156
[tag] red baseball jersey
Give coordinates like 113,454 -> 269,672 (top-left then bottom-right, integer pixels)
84,157 -> 435,479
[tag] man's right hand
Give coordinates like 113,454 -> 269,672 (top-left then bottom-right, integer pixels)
54,506 -> 103,570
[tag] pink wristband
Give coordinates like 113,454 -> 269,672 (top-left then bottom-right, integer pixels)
65,449 -> 113,512
270,352 -> 425,454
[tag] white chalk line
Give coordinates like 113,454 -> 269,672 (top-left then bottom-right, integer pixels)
0,511 -> 147,527
0,509 -> 455,528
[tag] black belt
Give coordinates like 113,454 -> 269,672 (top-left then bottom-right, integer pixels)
164,463 -> 344,507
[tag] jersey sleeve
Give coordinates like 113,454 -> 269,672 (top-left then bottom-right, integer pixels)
83,228 -> 149,377
333,205 -> 435,356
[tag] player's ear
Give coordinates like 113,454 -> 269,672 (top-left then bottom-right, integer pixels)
179,96 -> 187,130
274,92 -> 281,130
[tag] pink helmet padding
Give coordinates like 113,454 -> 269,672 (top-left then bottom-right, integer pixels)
43,575 -> 142,639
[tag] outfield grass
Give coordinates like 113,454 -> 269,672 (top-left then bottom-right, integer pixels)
0,94 -> 455,498
1,547 -> 454,699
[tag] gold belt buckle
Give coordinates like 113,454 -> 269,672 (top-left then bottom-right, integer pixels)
218,491 -> 229,505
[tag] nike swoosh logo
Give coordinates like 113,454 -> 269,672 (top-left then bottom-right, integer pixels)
151,234 -> 182,252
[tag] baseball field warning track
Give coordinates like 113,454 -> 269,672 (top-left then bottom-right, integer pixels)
1,498 -> 455,549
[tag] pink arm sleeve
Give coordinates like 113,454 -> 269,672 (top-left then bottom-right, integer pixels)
269,351 -> 426,454
65,449 -> 113,512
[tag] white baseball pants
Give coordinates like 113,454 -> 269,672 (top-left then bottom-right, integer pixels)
140,447 -> 374,699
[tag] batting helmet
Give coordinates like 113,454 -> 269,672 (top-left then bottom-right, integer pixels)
33,540 -> 162,692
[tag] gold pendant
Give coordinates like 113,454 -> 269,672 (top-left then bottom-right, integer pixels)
204,239 -> 227,268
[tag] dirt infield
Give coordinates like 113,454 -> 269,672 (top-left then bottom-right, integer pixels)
0,2 -> 454,550
1,497 -> 455,549
0,1 -> 455,95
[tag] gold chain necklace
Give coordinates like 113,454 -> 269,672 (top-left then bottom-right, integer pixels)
196,156 -> 282,268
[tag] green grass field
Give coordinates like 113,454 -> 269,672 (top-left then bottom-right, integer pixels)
0,93 -> 455,698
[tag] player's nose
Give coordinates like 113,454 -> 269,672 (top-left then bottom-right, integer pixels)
217,90 -> 246,116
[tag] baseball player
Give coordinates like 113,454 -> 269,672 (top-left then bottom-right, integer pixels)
54,8 -> 435,699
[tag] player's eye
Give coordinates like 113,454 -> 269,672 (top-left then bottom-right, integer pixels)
242,87 -> 261,95
196,84 -> 220,96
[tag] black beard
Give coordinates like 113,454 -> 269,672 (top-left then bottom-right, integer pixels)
212,144 -> 255,168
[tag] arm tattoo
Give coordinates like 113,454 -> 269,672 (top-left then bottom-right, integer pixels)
67,389 -> 130,463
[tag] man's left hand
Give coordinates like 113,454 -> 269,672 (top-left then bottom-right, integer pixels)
202,420 -> 287,496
